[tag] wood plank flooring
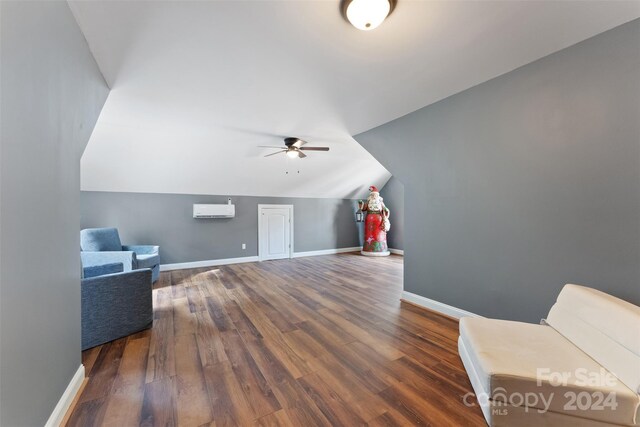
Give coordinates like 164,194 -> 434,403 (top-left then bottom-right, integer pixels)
67,253 -> 485,426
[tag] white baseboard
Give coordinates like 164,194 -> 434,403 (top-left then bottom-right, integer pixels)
161,256 -> 259,271
401,290 -> 482,319
45,364 -> 85,427
389,248 -> 404,255
161,247 -> 366,271
292,247 -> 362,258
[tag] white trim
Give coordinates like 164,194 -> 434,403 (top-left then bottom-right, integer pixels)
401,290 -> 482,319
161,248 -> 365,271
258,204 -> 294,261
389,248 -> 404,255
45,364 -> 85,427
160,256 -> 259,272
292,247 -> 362,258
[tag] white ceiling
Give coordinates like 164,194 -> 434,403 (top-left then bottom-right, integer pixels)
71,0 -> 640,199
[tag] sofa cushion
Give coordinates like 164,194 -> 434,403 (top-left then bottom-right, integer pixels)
137,253 -> 159,269
547,284 -> 640,395
460,317 -> 640,426
81,228 -> 122,252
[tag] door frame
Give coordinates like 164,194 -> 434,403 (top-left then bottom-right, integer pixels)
258,204 -> 294,261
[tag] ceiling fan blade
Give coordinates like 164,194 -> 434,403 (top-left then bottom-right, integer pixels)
298,151 -> 307,158
299,147 -> 329,151
284,137 -> 307,148
257,145 -> 285,148
264,150 -> 286,157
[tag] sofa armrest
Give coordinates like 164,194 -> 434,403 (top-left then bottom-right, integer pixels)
81,251 -> 137,271
122,245 -> 159,256
81,268 -> 153,350
83,262 -> 124,279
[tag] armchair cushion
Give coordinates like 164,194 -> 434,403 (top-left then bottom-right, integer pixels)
81,227 -> 122,251
137,253 -> 160,269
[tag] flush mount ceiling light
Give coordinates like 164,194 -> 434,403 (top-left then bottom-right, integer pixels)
341,0 -> 397,31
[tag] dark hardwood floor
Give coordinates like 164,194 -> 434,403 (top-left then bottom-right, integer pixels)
66,253 -> 485,426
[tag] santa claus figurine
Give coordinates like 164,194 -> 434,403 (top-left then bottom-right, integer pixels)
359,185 -> 390,257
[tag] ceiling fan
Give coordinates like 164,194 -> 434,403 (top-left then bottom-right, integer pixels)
259,137 -> 330,159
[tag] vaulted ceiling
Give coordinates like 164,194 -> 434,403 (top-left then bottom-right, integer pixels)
71,0 -> 639,199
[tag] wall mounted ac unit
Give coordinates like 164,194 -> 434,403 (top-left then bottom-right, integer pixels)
193,203 -> 235,218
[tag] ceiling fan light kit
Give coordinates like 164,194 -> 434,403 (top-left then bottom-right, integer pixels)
341,0 -> 396,31
262,137 -> 330,159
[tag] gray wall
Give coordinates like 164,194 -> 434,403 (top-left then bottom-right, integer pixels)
0,2 -> 109,425
81,192 -> 360,264
355,20 -> 640,323
380,176 -> 404,250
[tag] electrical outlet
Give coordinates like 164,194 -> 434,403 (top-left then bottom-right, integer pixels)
242,243 -> 246,250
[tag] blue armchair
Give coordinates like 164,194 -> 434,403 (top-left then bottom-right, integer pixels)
81,262 -> 153,350
80,227 -> 160,282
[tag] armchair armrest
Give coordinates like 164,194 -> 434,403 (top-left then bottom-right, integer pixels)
83,262 -> 124,279
81,268 -> 153,350
81,251 -> 137,271
122,245 -> 159,256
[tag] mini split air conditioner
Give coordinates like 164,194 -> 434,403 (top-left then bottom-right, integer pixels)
193,203 -> 235,218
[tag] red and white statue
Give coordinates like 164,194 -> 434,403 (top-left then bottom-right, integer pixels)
359,185 -> 390,257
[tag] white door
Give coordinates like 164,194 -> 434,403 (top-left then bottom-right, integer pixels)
260,207 -> 291,260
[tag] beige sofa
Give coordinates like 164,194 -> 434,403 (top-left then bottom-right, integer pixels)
459,284 -> 640,426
